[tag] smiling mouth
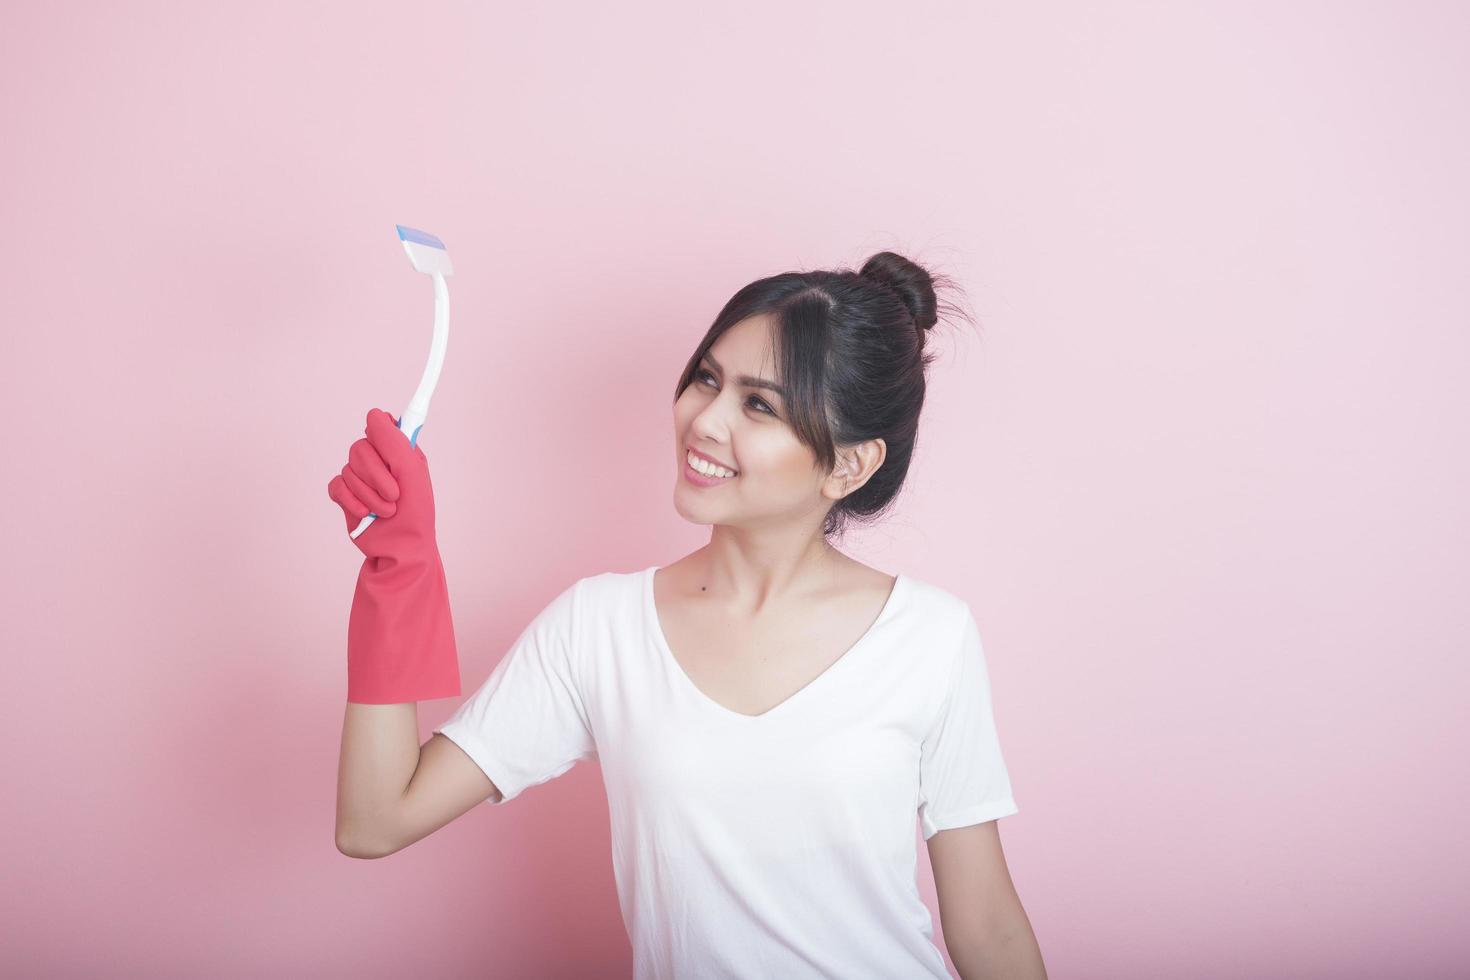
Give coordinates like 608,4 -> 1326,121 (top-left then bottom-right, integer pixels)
685,449 -> 738,476
684,455 -> 738,485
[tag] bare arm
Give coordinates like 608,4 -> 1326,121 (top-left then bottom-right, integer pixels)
929,820 -> 1047,980
335,702 -> 500,858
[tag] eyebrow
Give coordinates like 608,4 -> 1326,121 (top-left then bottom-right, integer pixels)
701,353 -> 789,400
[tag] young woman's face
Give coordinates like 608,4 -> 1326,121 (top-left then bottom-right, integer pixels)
673,314 -> 836,529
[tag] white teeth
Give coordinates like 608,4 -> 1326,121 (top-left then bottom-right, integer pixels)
687,450 -> 735,478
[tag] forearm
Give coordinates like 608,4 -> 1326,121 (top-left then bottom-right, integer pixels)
335,701 -> 421,856
949,910 -> 1047,980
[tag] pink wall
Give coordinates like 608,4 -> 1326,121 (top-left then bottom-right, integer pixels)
3,2 -> 1465,977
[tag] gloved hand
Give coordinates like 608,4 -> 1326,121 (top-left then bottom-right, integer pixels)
327,408 -> 461,703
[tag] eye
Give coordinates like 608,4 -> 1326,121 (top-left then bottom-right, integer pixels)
695,368 -> 777,416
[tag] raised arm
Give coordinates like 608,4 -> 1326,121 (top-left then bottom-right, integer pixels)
335,702 -> 499,859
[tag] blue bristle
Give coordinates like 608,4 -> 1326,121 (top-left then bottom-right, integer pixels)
396,225 -> 445,249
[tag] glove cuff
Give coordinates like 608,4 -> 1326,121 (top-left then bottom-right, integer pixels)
346,552 -> 461,704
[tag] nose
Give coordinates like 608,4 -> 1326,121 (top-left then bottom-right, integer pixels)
685,389 -> 738,448
688,397 -> 733,441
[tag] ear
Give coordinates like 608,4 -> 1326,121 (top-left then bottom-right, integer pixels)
823,438 -> 887,502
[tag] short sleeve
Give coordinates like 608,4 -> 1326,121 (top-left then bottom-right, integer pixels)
917,606 -> 1019,839
432,579 -> 597,806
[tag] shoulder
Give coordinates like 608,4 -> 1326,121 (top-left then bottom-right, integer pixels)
573,565 -> 648,600
526,568 -> 648,680
896,572 -> 974,634
551,565 -> 651,627
832,557 -> 966,627
518,567 -> 639,625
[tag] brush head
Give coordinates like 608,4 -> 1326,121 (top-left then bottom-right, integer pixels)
396,225 -> 453,276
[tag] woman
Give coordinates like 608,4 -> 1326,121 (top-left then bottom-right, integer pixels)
330,251 -> 1047,979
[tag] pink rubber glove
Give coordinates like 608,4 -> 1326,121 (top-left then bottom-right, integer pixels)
327,408 -> 461,704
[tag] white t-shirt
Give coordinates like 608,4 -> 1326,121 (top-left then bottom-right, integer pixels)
434,564 -> 1019,979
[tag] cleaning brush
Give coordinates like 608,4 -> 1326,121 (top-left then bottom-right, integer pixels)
350,225 -> 454,540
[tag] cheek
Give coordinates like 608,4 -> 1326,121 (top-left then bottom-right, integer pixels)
673,391 -> 701,429
740,437 -> 811,483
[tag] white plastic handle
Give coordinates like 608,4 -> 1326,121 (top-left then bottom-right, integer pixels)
350,272 -> 449,540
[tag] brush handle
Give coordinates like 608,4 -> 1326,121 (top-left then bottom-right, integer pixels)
350,271 -> 449,541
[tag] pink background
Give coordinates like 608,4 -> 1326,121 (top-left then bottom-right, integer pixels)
4,2 -> 1466,977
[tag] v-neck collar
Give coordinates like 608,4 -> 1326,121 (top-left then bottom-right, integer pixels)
643,564 -> 907,723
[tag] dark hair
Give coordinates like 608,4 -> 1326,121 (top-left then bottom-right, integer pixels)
673,251 -> 974,541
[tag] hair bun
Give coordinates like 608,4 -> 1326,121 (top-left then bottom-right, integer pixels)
859,251 -> 939,332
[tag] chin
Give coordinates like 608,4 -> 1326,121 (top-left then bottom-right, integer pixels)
673,488 -> 728,525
